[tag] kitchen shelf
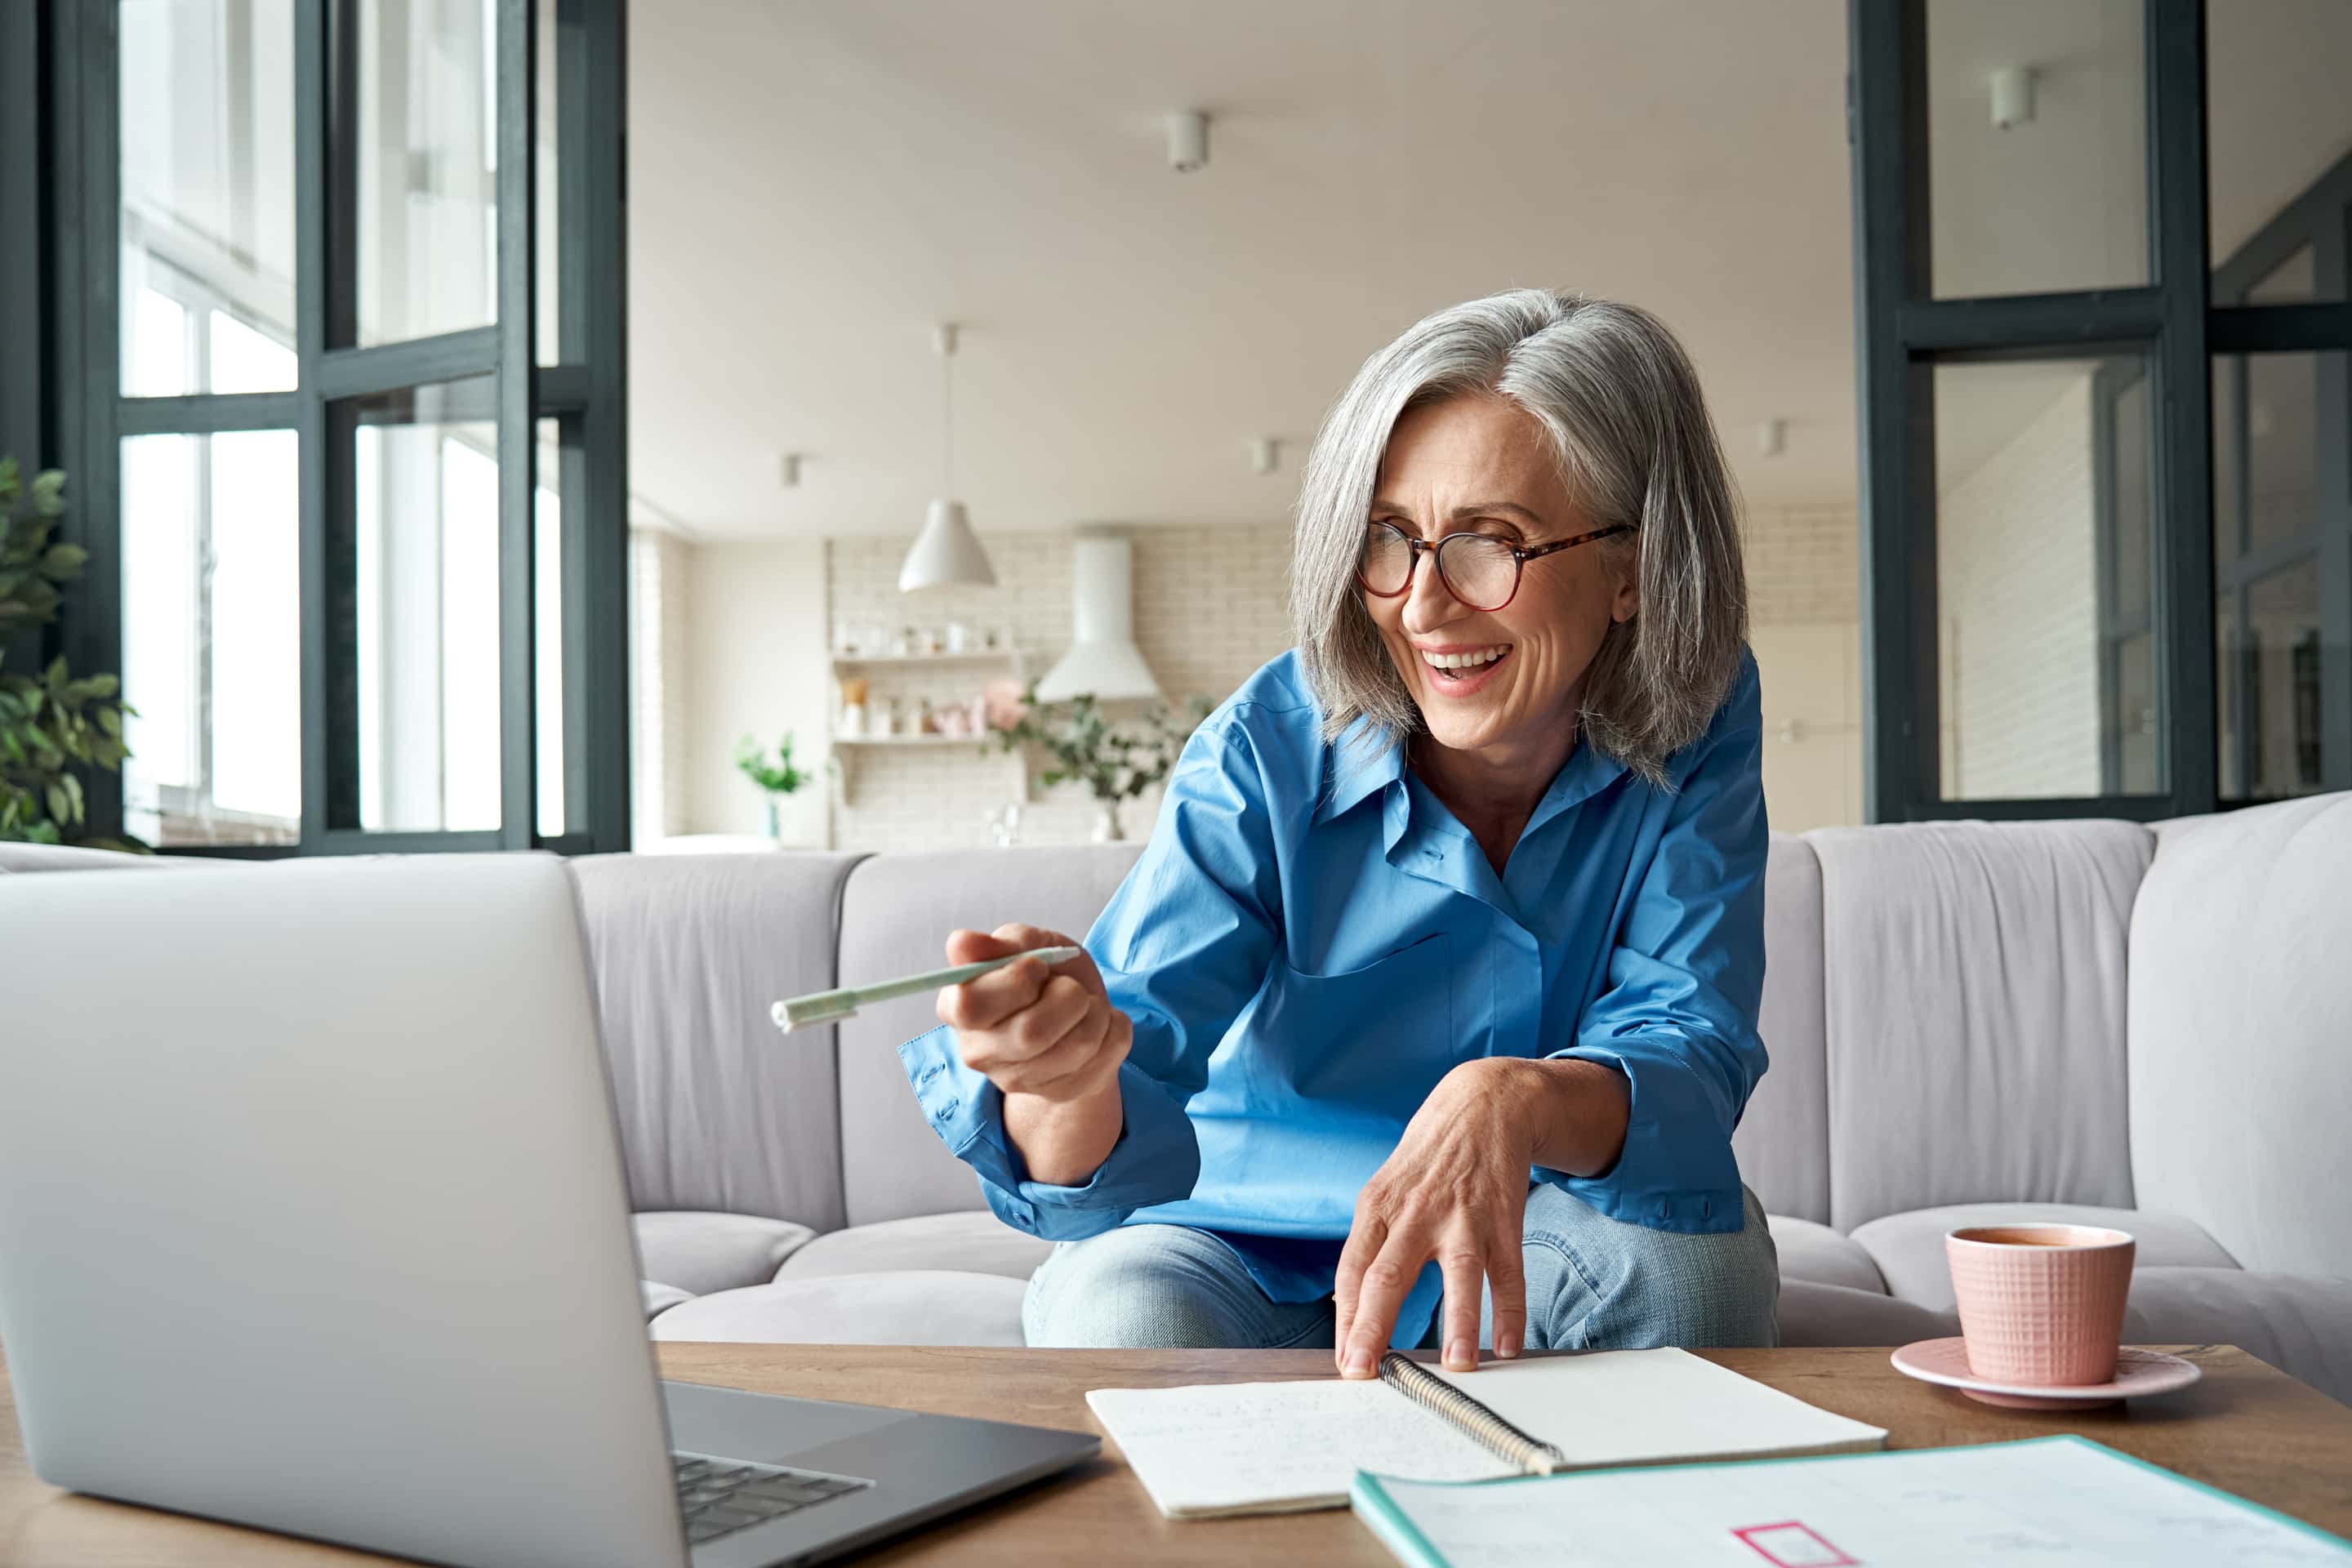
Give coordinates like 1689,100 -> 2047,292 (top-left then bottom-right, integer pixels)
830,649 -> 1020,669
831,733 -> 1016,797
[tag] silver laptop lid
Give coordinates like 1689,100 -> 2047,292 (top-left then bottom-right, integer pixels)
0,854 -> 688,1568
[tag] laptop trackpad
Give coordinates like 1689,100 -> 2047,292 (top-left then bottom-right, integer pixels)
662,1379 -> 916,1464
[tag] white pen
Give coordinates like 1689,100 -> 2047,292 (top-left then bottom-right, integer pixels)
771,946 -> 1085,1032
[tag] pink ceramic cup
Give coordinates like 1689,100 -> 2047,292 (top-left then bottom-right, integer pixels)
1945,1224 -> 2135,1388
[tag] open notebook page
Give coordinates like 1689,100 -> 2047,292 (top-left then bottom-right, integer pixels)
1085,1377 -> 1518,1518
1086,1348 -> 1886,1519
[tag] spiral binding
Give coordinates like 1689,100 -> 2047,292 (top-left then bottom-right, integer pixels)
1378,1352 -> 1568,1476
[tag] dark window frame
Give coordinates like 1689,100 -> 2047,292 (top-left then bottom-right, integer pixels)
1849,0 -> 2352,823
24,0 -> 629,858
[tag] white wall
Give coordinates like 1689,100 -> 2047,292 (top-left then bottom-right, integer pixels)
1936,375 -> 2102,798
627,528 -> 691,842
679,541 -> 833,841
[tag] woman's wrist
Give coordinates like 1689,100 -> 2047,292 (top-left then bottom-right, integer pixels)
1457,1054 -> 1630,1178
1004,1076 -> 1124,1187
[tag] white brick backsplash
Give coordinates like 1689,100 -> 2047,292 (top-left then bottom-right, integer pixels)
827,523 -> 1295,853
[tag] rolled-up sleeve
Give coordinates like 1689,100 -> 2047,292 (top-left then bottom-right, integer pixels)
897,718 -> 1282,1241
1542,666 -> 1768,1234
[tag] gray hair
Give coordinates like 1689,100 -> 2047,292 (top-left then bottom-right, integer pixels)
1288,289 -> 1748,786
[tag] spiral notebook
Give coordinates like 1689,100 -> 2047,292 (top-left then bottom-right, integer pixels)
1085,1348 -> 1886,1518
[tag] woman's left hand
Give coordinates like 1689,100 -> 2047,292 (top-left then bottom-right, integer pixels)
1333,1057 -> 1539,1378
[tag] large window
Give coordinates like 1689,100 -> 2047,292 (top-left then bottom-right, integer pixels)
51,0 -> 630,854
1850,0 -> 2352,822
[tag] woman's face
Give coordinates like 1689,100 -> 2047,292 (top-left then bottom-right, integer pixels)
1361,394 -> 1635,760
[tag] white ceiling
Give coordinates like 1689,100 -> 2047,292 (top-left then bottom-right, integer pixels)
625,1 -> 2352,544
626,1 -> 1858,541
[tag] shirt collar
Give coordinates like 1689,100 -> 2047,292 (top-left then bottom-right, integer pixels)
1314,717 -> 1406,824
1319,718 -> 1632,832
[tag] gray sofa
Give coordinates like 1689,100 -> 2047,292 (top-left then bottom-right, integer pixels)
7,794 -> 2348,1403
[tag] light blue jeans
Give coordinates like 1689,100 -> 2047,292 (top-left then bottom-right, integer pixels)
1022,1183 -> 1780,1351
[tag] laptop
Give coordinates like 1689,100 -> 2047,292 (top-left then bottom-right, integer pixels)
0,853 -> 1098,1567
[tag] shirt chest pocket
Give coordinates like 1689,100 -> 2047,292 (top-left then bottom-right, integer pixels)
1247,931 -> 1458,1115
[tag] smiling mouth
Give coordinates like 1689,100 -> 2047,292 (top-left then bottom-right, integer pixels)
1419,644 -> 1512,685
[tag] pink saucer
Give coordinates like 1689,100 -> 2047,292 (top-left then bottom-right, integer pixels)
1891,1339 -> 2202,1410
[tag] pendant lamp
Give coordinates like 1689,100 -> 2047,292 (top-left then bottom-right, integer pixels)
898,323 -> 997,592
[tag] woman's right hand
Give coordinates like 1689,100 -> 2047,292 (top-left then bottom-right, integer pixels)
935,924 -> 1133,1106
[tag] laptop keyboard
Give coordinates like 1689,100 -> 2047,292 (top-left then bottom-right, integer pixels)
673,1451 -> 872,1547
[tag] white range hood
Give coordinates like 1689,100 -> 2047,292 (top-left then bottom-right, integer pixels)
1033,527 -> 1162,702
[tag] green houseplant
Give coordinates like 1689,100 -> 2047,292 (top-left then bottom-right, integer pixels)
735,731 -> 809,841
995,684 -> 1210,842
0,459 -> 137,848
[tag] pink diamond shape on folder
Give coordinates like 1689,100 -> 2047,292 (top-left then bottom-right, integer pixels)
1731,1521 -> 1860,1567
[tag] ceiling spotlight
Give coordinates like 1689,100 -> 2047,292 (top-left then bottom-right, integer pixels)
780,452 -> 802,488
1991,66 -> 2034,131
1168,110 -> 1209,173
1250,436 -> 1278,475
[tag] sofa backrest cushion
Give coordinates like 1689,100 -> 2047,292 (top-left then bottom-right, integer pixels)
1737,834 -> 1831,1224
2129,792 -> 2352,1277
568,851 -> 864,1230
835,844 -> 1146,1227
1810,819 -> 2149,1231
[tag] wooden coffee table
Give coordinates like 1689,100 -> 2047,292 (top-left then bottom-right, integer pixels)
3,1344 -> 2347,1563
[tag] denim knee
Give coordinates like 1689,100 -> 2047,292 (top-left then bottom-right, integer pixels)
1020,1223 -> 1325,1350
1520,1183 -> 1780,1350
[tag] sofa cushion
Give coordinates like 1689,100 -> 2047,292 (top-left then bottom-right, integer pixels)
648,1271 -> 1029,1347
1774,1281 -> 1956,1348
833,845 -> 1146,1227
640,1281 -> 694,1319
569,852 -> 865,1230
2131,794 -> 2352,1279
775,1211 -> 1053,1283
1735,837 -> 1831,1225
1847,1204 -> 2237,1312
1808,820 -> 2149,1231
631,1211 -> 817,1298
1766,1215 -> 1886,1294
2122,1267 -> 2352,1408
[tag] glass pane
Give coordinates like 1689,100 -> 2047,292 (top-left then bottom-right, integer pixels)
1927,0 -> 2148,299
2216,590 -> 2242,799
537,0 -> 561,366
2246,246 -> 2318,305
2221,562 -> 2327,801
2212,356 -> 2242,567
536,420 -> 564,837
2206,0 -> 2352,301
343,377 -> 501,831
1932,356 -> 2159,798
119,0 -> 297,395
355,0 -> 497,345
120,430 -> 302,846
2246,352 -> 2322,556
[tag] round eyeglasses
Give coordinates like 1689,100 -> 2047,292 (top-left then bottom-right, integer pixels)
1356,520 -> 1633,612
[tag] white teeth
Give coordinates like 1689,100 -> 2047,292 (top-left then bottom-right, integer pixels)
1421,645 -> 1508,672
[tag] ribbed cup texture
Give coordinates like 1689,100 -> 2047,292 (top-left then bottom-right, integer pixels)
1947,1226 -> 2134,1387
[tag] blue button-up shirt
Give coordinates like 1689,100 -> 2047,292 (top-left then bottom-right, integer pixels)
899,647 -> 1768,1349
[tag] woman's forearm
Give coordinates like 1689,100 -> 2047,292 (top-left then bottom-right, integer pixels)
1490,1055 -> 1631,1177
1003,1080 -> 1124,1187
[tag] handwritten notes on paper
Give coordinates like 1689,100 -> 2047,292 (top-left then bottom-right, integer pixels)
1085,1379 -> 1518,1517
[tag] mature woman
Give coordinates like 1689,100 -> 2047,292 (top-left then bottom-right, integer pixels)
899,290 -> 1774,1377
